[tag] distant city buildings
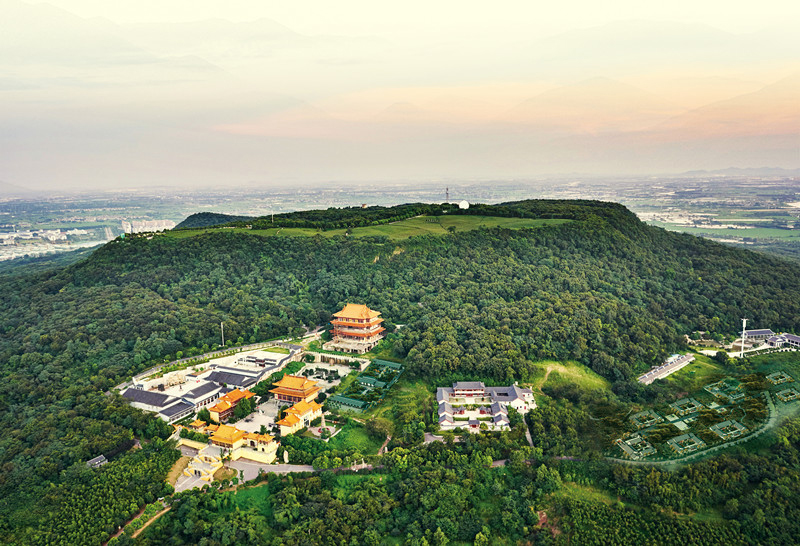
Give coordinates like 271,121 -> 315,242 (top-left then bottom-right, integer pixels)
121,219 -> 176,234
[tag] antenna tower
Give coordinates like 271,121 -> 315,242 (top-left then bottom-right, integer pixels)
741,318 -> 747,358
446,187 -> 449,202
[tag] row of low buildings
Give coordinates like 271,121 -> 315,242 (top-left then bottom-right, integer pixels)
122,381 -> 229,423
436,381 -> 536,432
637,353 -> 695,385
735,328 -> 800,350
121,344 -> 303,423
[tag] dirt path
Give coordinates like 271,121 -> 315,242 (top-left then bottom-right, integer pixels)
378,435 -> 392,455
104,506 -> 146,544
132,506 -> 171,538
538,368 -> 554,394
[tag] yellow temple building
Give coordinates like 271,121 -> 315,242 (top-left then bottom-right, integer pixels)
208,388 -> 255,422
209,424 -> 279,463
276,400 -> 324,436
270,375 -> 321,404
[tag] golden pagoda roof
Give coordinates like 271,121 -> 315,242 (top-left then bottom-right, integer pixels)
189,419 -> 206,429
210,400 -> 233,413
243,432 -> 274,444
211,424 -> 245,444
333,303 -> 381,320
276,413 -> 301,427
271,375 -> 319,391
286,400 -> 322,417
224,389 -> 255,403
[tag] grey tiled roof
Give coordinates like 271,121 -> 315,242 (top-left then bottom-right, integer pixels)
122,388 -> 174,408
454,381 -> 485,390
207,371 -> 257,387
159,400 -> 194,418
184,382 -> 221,400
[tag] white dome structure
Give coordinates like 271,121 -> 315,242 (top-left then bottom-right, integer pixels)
458,200 -> 469,210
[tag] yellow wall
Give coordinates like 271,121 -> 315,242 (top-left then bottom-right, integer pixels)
230,445 -> 278,464
178,438 -> 209,450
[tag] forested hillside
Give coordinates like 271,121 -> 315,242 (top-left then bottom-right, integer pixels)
2,200 -> 800,543
174,211 -> 252,229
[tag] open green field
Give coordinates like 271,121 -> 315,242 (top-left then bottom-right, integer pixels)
663,354 -> 726,394
263,346 -> 290,354
164,215 -> 570,241
228,486 -> 275,521
364,378 -> 432,422
747,351 -> 800,377
651,221 -> 800,240
326,423 -> 383,455
551,482 -> 621,506
531,360 -> 611,393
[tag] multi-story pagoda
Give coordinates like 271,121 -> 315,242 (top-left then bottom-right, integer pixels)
325,303 -> 386,353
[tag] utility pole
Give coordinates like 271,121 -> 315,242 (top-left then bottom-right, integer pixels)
221,322 -> 225,348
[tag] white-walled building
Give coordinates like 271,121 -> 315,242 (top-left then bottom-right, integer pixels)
436,381 -> 535,432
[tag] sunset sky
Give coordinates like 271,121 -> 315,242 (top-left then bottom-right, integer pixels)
2,0 -> 799,190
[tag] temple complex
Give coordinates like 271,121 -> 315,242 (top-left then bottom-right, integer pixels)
270,375 -> 321,404
324,303 -> 386,353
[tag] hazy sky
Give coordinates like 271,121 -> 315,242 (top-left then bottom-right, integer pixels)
2,1 -> 799,190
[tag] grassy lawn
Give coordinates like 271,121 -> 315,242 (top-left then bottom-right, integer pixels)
229,486 -> 275,520
748,351 -> 800,377
662,354 -> 726,394
213,467 -> 237,482
683,507 -> 725,523
330,371 -> 359,396
550,482 -> 621,506
263,346 -> 290,354
163,215 -> 570,241
326,423 -> 383,455
364,378 -> 433,422
166,456 -> 191,486
651,221 -> 800,240
531,360 -> 610,394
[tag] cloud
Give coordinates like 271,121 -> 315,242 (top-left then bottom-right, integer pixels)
2,2 -> 799,190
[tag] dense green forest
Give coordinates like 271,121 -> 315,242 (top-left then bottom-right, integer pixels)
174,212 -> 253,229
130,415 -> 800,545
3,200 -> 800,543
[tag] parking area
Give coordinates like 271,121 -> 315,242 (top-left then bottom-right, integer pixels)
235,400 -> 283,434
